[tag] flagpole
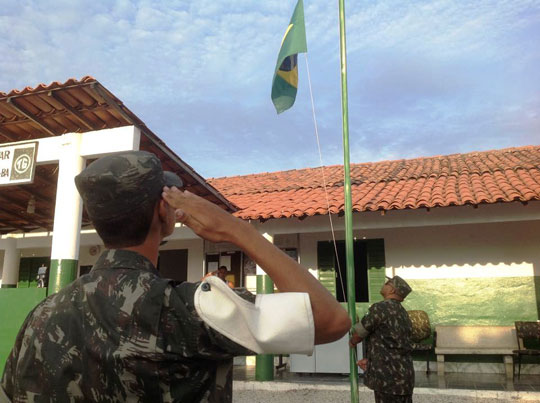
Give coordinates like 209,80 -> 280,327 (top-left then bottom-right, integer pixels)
337,0 -> 359,402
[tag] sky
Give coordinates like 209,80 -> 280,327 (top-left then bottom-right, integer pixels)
0,0 -> 539,178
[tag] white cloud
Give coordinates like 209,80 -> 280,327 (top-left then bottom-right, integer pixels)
0,0 -> 538,177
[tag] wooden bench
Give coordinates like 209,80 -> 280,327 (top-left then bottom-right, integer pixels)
435,325 -> 518,380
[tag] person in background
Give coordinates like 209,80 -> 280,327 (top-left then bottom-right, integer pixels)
202,265 -> 234,288
36,264 -> 47,288
350,276 -> 414,403
217,265 -> 234,288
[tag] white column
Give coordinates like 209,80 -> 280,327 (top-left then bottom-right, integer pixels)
1,237 -> 19,287
256,232 -> 274,275
187,239 -> 205,283
49,133 -> 85,293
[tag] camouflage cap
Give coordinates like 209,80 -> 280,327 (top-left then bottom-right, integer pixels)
75,151 -> 183,221
386,275 -> 412,299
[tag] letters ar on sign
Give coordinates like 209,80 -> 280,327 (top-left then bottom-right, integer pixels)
0,141 -> 38,186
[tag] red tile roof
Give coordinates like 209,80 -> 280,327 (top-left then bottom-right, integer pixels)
208,145 -> 540,220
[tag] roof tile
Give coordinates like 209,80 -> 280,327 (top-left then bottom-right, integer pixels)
209,145 -> 540,220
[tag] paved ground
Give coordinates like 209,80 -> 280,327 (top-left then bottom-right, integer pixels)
233,366 -> 540,402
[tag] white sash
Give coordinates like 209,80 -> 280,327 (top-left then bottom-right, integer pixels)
194,276 -> 314,355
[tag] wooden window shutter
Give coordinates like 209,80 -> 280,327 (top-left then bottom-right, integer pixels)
366,239 -> 386,302
317,241 -> 337,297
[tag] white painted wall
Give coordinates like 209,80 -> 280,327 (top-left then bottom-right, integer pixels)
252,201 -> 540,235
19,248 -> 51,259
0,234 -> 206,283
3,202 -> 540,286
293,218 -> 540,282
384,220 -> 540,279
72,238 -> 205,280
78,244 -> 101,267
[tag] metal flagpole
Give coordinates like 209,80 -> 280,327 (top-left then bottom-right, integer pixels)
337,0 -> 359,402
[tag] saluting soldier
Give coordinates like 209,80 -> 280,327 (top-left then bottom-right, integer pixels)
1,151 -> 350,402
350,276 -> 414,403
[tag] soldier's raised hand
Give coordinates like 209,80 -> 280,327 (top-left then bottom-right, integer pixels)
162,186 -> 246,244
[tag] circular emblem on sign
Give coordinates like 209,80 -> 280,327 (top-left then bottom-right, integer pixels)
14,154 -> 31,175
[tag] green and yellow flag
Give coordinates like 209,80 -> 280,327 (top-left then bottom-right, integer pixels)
271,0 -> 307,114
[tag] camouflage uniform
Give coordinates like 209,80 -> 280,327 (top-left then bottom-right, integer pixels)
1,249 -> 254,402
356,276 -> 414,403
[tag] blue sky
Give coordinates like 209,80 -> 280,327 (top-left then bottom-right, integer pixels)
1,0 -> 539,178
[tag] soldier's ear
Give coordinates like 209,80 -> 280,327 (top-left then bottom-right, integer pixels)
157,199 -> 169,222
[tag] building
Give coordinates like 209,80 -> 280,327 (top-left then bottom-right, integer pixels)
1,78 -> 540,374
0,77 -> 234,370
208,146 -> 540,373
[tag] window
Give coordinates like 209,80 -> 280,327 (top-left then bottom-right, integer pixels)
317,239 -> 386,303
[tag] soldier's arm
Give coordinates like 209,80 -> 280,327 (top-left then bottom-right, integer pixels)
162,187 -> 351,345
167,281 -> 255,358
0,352 -> 15,400
1,333 -> 23,400
352,303 -> 383,341
1,302 -> 40,399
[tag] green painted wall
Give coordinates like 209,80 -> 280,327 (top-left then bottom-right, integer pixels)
0,288 -> 47,374
317,234 -> 540,366
402,277 -> 539,326
401,276 -> 539,364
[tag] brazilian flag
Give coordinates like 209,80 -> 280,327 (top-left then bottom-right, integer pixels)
271,0 -> 307,114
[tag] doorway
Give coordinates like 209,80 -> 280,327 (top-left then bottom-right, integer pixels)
18,256 -> 51,288
205,251 -> 242,287
158,249 -> 188,285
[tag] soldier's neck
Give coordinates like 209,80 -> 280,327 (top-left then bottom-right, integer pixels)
123,211 -> 168,268
385,295 -> 403,302
124,244 -> 159,267
124,230 -> 161,268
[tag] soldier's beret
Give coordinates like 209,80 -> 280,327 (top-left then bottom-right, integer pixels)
75,150 -> 183,221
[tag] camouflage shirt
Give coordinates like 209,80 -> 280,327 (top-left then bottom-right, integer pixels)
361,299 -> 414,395
1,249 -> 254,402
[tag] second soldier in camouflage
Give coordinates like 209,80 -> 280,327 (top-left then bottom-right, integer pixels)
351,276 -> 415,403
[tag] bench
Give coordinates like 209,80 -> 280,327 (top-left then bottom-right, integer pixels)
514,321 -> 540,378
435,325 -> 518,380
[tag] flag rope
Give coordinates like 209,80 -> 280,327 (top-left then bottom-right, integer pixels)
304,53 -> 348,303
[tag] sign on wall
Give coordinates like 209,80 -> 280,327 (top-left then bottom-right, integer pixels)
0,141 -> 38,186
